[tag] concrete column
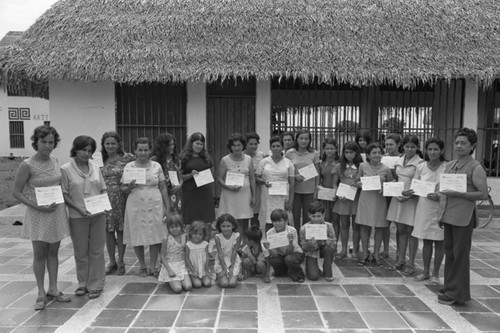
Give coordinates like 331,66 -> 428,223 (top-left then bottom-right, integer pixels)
186,80 -> 207,137
256,79 -> 271,152
463,79 -> 479,129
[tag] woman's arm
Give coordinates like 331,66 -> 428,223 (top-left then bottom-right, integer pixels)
60,168 -> 91,216
286,176 -> 295,211
442,165 -> 488,201
158,178 -> 171,214
215,236 -> 227,271
229,234 -> 242,276
12,162 -> 57,212
204,244 -> 211,276
184,245 -> 196,277
249,161 -> 256,207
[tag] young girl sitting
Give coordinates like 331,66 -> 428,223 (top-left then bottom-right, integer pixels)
240,225 -> 271,283
214,214 -> 242,288
185,220 -> 212,288
158,215 -> 192,293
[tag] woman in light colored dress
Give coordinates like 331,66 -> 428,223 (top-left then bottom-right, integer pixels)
217,133 -> 256,234
386,135 -> 423,276
12,125 -> 70,310
411,137 -> 446,284
355,143 -> 393,266
100,131 -> 135,276
256,136 -> 295,231
185,220 -> 212,288
121,137 -> 170,277
318,138 -> 340,238
214,214 -> 242,288
245,132 -> 267,226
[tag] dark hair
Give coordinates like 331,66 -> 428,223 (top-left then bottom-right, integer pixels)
70,135 -> 97,157
226,133 -> 247,152
134,137 -> 152,150
216,214 -> 238,232
424,137 -> 446,162
308,200 -> 325,214
364,143 -> 382,162
188,220 -> 207,240
270,208 -> 288,222
454,128 -> 477,155
152,133 -> 179,167
166,214 -> 184,232
385,133 -> 402,145
282,131 -> 294,141
244,225 -> 263,243
269,135 -> 283,147
100,131 -> 124,162
31,125 -> 61,151
246,132 -> 260,144
355,130 -> 372,146
402,134 -> 420,148
321,137 -> 340,162
180,132 -> 212,167
339,141 -> 363,172
294,129 -> 314,152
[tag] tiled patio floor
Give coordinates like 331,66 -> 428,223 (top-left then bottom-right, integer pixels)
0,223 -> 499,333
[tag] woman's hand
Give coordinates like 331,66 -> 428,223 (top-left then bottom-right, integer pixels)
427,192 -> 440,201
226,185 -> 242,192
352,181 -> 362,189
396,196 -> 410,203
126,180 -> 137,193
37,202 -> 58,213
401,189 -> 414,197
168,269 -> 176,277
439,189 -> 461,198
264,181 -> 272,188
295,174 -> 305,183
285,199 -> 293,211
171,185 -> 181,194
78,208 -> 93,217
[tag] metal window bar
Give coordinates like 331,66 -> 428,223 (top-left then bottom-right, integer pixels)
9,121 -> 24,148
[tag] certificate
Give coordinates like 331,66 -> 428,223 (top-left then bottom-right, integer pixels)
225,172 -> 245,187
35,186 -> 64,206
84,194 -> 111,215
381,156 -> 399,169
123,168 -> 147,185
193,169 -> 214,187
317,186 -> 336,201
440,174 -> 466,192
168,171 -> 180,186
298,164 -> 319,181
269,181 -> 288,196
411,179 -> 437,197
305,224 -> 328,240
336,183 -> 358,201
267,232 -> 289,249
91,152 -> 103,167
361,176 -> 381,191
383,182 -> 404,197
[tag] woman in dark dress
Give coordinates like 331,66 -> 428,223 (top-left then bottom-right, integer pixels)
180,132 -> 215,238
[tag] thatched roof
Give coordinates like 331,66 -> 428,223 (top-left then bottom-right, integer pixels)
1,0 -> 499,95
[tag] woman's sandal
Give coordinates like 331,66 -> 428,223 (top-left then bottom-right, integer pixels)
334,252 -> 347,260
387,261 -> 405,271
88,290 -> 101,299
105,264 -> 118,275
46,291 -> 71,302
139,268 -> 148,278
415,273 -> 431,282
34,296 -> 47,311
402,265 -> 415,276
116,264 -> 126,276
75,287 -> 88,296
431,276 -> 440,285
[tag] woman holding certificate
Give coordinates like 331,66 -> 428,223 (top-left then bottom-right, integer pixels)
438,128 -> 488,305
285,129 -> 320,230
355,143 -> 393,266
217,133 -> 256,233
100,131 -> 135,276
386,135 -> 422,276
61,135 -> 107,300
13,125 -> 70,310
122,137 -> 170,278
256,136 -> 295,230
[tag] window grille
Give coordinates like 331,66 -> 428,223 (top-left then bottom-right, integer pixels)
478,79 -> 500,177
9,121 -> 24,148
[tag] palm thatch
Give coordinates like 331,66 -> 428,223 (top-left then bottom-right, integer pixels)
1,0 -> 499,96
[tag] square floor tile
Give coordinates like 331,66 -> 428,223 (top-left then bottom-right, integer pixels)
91,309 -> 138,327
0,265 -> 28,274
175,310 -> 216,328
461,313 -> 500,331
315,296 -> 355,312
167,329 -> 213,333
120,283 -> 157,295
2,293 -> 32,308
361,312 -> 409,329
338,267 -> 372,277
399,311 -> 450,330
491,285 -> 500,293
107,295 -> 149,309
476,298 -> 500,312
132,310 -> 177,328
25,309 -> 77,326
46,294 -> 90,309
470,259 -> 492,268
351,297 -> 393,312
218,311 -> 257,329
281,311 -> 324,329
221,296 -> 257,311
375,284 -> 414,297
471,252 -> 499,260
343,284 -> 381,297
144,295 -> 185,311
386,297 -> 432,312
472,269 -> 500,278
183,295 -> 220,310
217,329 -> 257,333
368,267 -> 403,278
186,286 -> 222,295
277,284 -> 311,296
0,309 -> 35,326
83,328 -> 126,333
322,311 -> 368,329
1,281 -> 36,294
470,285 -> 500,297
310,284 -> 347,297
224,284 -> 257,296
154,283 -> 182,295
450,299 -> 492,313
11,326 -> 59,333
280,296 -> 317,311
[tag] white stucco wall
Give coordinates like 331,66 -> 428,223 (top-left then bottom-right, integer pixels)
0,87 -> 50,157
49,80 -> 115,165
256,79 -> 271,152
186,81 -> 206,138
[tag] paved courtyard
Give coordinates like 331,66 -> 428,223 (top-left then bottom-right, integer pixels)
0,206 -> 499,333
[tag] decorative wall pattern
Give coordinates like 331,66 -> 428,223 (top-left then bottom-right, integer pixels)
8,107 -> 30,120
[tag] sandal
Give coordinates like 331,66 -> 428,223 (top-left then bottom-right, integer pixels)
334,252 -> 347,260
34,296 -> 47,311
431,276 -> 440,285
46,291 -> 71,302
379,252 -> 389,259
116,264 -> 126,276
387,261 -> 405,271
357,257 -> 369,266
139,268 -> 148,278
75,287 -> 88,296
401,265 -> 415,276
415,273 -> 430,282
106,264 -> 118,275
88,290 -> 101,299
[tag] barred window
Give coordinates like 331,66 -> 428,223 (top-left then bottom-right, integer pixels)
9,121 -> 24,148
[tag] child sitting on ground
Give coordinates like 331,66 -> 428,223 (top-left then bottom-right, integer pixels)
240,225 -> 271,283
185,220 -> 212,288
214,214 -> 242,288
299,200 -> 336,281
